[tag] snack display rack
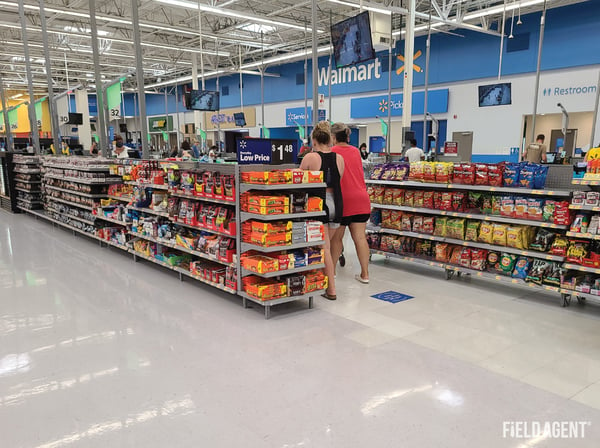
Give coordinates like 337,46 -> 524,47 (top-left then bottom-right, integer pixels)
238,164 -> 328,318
367,161 -> 576,307
12,155 -> 44,211
0,152 -> 17,212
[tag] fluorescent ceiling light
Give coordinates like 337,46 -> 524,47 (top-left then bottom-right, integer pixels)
154,0 -> 322,33
63,25 -> 110,37
464,0 -> 550,20
239,23 -> 277,34
326,0 -> 391,15
10,93 -> 23,99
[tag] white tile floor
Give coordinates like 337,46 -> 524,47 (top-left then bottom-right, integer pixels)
3,211 -> 600,447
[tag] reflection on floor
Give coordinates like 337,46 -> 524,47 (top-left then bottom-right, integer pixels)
2,212 -> 600,447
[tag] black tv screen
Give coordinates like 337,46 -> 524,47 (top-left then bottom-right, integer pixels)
331,11 -> 375,68
478,83 -> 512,107
67,112 -> 83,125
233,112 -> 246,127
188,90 -> 220,111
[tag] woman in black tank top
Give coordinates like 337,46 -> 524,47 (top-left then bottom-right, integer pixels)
300,122 -> 345,300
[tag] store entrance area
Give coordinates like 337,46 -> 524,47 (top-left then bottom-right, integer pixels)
3,212 -> 600,447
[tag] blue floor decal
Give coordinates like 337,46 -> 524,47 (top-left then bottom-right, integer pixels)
371,291 -> 415,304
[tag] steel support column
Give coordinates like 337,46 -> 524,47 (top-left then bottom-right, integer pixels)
89,0 -> 108,156
0,73 -> 12,150
311,0 -> 319,126
402,0 -> 416,150
131,0 -> 149,158
530,0 -> 547,147
18,0 -> 40,152
39,0 -> 61,154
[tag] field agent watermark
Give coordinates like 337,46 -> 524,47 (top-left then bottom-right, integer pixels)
503,421 -> 591,439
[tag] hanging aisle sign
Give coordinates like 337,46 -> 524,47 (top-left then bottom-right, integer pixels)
106,82 -> 122,121
55,95 -> 70,124
237,138 -> 297,165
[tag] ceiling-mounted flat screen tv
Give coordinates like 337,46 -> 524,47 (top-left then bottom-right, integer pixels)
478,83 -> 512,107
188,90 -> 220,111
331,11 -> 375,68
233,112 -> 246,127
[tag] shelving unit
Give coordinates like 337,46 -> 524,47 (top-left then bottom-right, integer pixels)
371,204 -> 567,229
367,171 -> 573,307
12,155 -> 43,211
239,166 -> 327,318
365,179 -> 571,197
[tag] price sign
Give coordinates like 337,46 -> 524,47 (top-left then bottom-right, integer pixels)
270,139 -> 297,165
237,138 -> 271,165
109,107 -> 121,120
237,138 -> 298,165
443,141 -> 458,156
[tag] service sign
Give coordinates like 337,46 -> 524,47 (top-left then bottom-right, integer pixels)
237,138 -> 298,165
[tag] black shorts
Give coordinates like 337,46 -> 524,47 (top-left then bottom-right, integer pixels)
340,214 -> 370,226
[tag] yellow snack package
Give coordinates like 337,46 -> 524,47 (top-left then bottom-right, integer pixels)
506,226 -> 525,249
478,222 -> 494,244
492,224 -> 508,246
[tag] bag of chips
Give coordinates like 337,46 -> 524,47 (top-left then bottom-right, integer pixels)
370,165 -> 385,180
435,243 -> 450,262
499,253 -> 517,274
462,163 -> 476,185
479,222 -> 494,244
542,262 -> 563,287
506,226 -> 525,249
393,189 -> 405,206
452,163 -> 463,184
492,195 -> 502,215
567,240 -> 589,264
401,213 -> 413,231
383,188 -> 395,205
488,164 -> 504,187
434,217 -> 448,237
423,163 -> 436,182
534,165 -> 549,189
435,162 -> 452,183
475,164 -> 489,185
512,257 -> 532,279
514,197 -> 528,219
423,191 -> 434,209
459,248 -> 472,268
465,220 -> 480,241
519,164 -> 536,189
423,217 -> 435,234
487,251 -> 501,272
553,201 -> 572,226
404,190 -> 415,207
468,192 -> 483,211
408,162 -> 424,181
470,249 -> 488,271
527,198 -> 544,221
390,211 -> 402,230
414,190 -> 424,208
503,163 -> 520,187
500,197 -> 515,217
482,195 -> 493,215
526,259 -> 550,284
449,246 -> 463,265
493,224 -> 508,246
412,216 -> 423,233
550,235 -> 569,256
452,192 -> 466,212
530,229 -> 556,252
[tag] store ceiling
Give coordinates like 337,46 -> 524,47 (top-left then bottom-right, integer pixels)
0,0 -> 590,97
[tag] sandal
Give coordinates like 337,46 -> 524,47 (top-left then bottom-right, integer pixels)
355,274 -> 369,284
321,292 -> 337,300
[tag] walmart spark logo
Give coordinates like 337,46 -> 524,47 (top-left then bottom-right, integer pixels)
378,99 -> 389,112
396,50 -> 423,75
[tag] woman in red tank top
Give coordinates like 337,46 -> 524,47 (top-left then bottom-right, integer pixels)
330,122 -> 371,283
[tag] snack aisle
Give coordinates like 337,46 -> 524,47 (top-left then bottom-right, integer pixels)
367,161 -> 577,307
14,156 -> 328,318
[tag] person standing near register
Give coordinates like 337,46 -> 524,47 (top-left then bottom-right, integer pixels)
523,134 -> 547,163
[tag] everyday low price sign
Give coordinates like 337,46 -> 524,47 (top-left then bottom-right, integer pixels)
237,138 -> 298,165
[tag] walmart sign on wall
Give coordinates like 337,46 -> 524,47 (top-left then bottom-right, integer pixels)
350,89 -> 449,119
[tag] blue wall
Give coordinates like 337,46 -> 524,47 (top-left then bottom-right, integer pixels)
81,2 -> 600,116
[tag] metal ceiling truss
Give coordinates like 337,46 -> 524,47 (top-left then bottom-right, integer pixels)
0,0 -> 589,94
